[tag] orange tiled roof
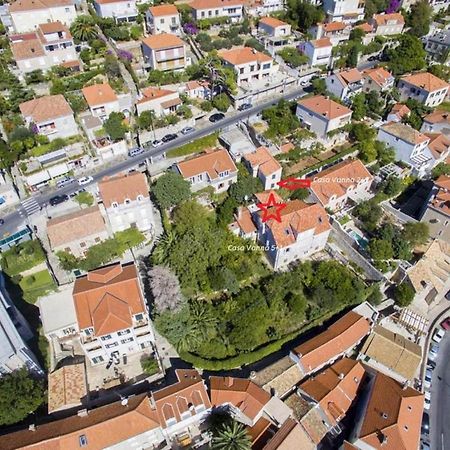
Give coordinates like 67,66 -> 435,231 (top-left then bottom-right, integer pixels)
435,175 -> 450,191
235,207 -> 257,234
380,122 -> 430,145
259,16 -> 288,28
390,103 -> 410,119
141,33 -> 185,50
11,35 -> 45,60
262,418 -> 315,450
298,95 -> 352,120
310,37 -> 332,48
309,159 -> 373,206
189,0 -> 244,9
355,22 -> 373,33
424,133 -> 450,159
401,72 -> 449,92
243,146 -> 282,177
99,171 -> 149,208
149,4 -> 178,16
280,142 -> 295,153
323,21 -> 346,32
39,20 -> 68,34
358,372 -> 424,450
423,110 -> 450,125
82,83 -> 118,107
336,68 -> 362,86
9,0 -> 73,12
362,67 -> 393,87
292,311 -> 370,373
255,190 -> 283,204
373,12 -> 405,26
219,47 -> 272,65
20,94 -> 73,123
431,190 -> 450,216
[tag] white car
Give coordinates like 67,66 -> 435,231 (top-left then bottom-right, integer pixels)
424,368 -> 432,390
151,140 -> 163,148
429,343 -> 439,361
424,391 -> 431,410
77,176 -> 93,186
432,328 -> 445,344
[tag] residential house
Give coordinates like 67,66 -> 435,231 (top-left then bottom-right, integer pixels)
428,0 -> 450,11
370,12 -> 405,35
73,262 -> 155,365
377,122 -> 434,177
98,172 -> 155,233
92,0 -> 138,22
82,83 -> 120,120
308,159 -> 373,211
310,21 -> 350,44
301,37 -> 332,67
322,0 -> 365,23
424,30 -> 450,64
290,310 -> 371,377
246,0 -> 286,16
189,0 -> 244,22
421,109 -> 450,135
326,68 -> 363,102
298,358 -> 365,444
0,171 -> 20,211
10,22 -> 78,74
135,86 -> 181,117
243,146 -> 282,190
141,33 -> 187,72
229,206 -> 258,240
218,47 -> 275,87
258,16 -> 291,37
420,176 -> 450,242
184,80 -> 212,100
261,418 -> 315,450
146,4 -> 181,35
425,132 -> 450,166
397,72 -> 449,107
358,325 -> 422,382
19,94 -> 78,141
9,0 -> 77,33
296,95 -> 352,138
362,67 -> 395,93
386,103 -> 411,123
46,205 -> 109,257
256,199 -> 331,270
176,148 -> 238,193
348,372 -> 424,450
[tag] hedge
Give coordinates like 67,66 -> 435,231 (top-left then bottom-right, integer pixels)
167,132 -> 219,158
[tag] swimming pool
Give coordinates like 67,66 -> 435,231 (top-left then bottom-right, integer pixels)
349,230 -> 369,249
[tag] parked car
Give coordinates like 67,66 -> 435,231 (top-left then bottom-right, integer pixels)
446,290 -> 450,300
128,147 -> 144,157
424,368 -> 432,390
432,328 -> 445,343
429,343 -> 439,361
49,194 -> 69,206
0,219 -> 4,225
421,442 -> 430,450
56,177 -> 75,188
77,176 -> 93,186
368,55 -> 380,61
180,126 -> 195,135
424,391 -> 431,410
421,412 -> 429,436
440,317 -> 450,330
238,103 -> 252,111
69,189 -> 85,198
162,133 -> 178,143
151,140 -> 163,148
209,113 -> 225,123
427,359 -> 436,371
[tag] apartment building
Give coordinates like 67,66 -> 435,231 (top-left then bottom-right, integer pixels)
370,12 -> 405,35
73,262 -> 154,365
362,67 -> 395,93
136,86 -> 181,117
258,16 -> 291,37
146,4 -> 181,35
189,0 -> 244,22
421,109 -> 450,135
218,47 -> 275,87
98,172 -> 155,233
82,83 -> 120,120
141,33 -> 187,71
93,0 -> 138,22
296,95 -> 352,138
301,37 -> 332,67
243,146 -> 282,190
176,149 -> 238,193
9,0 -> 77,33
326,68 -> 363,101
19,94 -> 78,141
310,21 -> 350,44
322,0 -> 365,23
398,72 -> 449,107
424,30 -> 450,64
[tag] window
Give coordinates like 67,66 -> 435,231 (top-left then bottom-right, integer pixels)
124,199 -> 131,205
106,342 -> 119,349
135,313 -> 144,321
95,237 -> 101,243
160,18 -> 165,24
92,356 -> 104,364
80,242 -> 86,248
65,7 -> 70,12
137,194 -> 144,201
239,67 -> 244,74
208,10 -> 212,16
121,337 -> 134,344
250,65 -> 255,72
118,329 -> 131,336
85,328 -> 93,336
100,335 -> 112,341
262,63 -> 271,70
112,202 -> 119,208
79,435 -> 88,447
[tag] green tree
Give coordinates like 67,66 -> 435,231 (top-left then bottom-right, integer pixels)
382,176 -> 402,197
216,196 -> 238,227
74,191 -> 94,207
352,93 -> 368,120
311,77 -> 327,95
212,421 -> 251,450
229,168 -> 263,203
103,112 -> 128,141
368,238 -> 394,262
152,172 -> 191,209
286,0 -> 325,32
0,368 -> 44,426
346,44 -> 360,68
429,64 -> 450,82
140,356 -> 159,375
387,35 -> 426,75
290,188 -> 309,201
261,100 -> 300,139
394,282 -> 415,307
70,15 -> 98,41
349,122 -> 376,142
432,162 -> 450,178
24,69 -> 45,84
277,47 -> 308,67
407,0 -> 432,37
244,38 -> 265,52
376,141 -> 396,166
354,199 -> 382,231
212,93 -> 231,112
137,110 -> 156,130
403,222 -> 429,246
358,139 -> 377,163
66,93 -> 88,113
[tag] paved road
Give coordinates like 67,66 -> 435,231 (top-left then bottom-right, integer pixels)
430,332 -> 450,450
0,86 -> 308,237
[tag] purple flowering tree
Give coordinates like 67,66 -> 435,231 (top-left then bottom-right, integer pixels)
386,0 -> 401,13
117,49 -> 133,63
183,23 -> 198,35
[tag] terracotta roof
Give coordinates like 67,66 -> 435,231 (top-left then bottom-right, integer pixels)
11,36 -> 44,60
38,20 -> 68,34
430,190 -> 450,216
292,311 -> 370,374
358,372 -> 423,450
380,122 -> 430,145
280,142 -> 295,153
323,21 -> 346,32
149,4 -> 178,16
235,207 -> 257,234
82,83 -> 118,107
218,47 -> 272,65
60,60 -> 80,68
355,22 -> 373,32
243,146 -> 282,177
262,418 -> 315,450
401,72 -> 449,92
98,172 -> 149,208
72,263 -> 146,334
47,206 -> 107,249
310,37 -> 332,48
189,0 -> 244,9
247,417 -> 273,447
435,175 -> 450,191
161,97 -> 182,109
9,0 -> 73,12
336,68 -> 362,86
177,148 -> 237,181
362,67 -> 393,87
309,159 -> 373,206
299,358 -> 365,426
137,87 -> 176,104
210,376 -> 271,421
425,132 -> 450,159
254,190 -> 283,204
390,103 -> 410,120
262,200 -> 331,249
297,95 -> 352,120
0,394 -> 160,450
259,16 -> 288,28
48,362 -> 87,413
141,33 -> 185,50
373,12 -> 405,26
423,110 -> 450,124
185,80 -> 210,91
95,0 -> 132,4
20,94 -> 73,123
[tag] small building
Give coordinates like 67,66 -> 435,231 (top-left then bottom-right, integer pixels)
0,171 -> 20,211
146,4 -> 181,35
296,95 -> 352,138
243,146 -> 282,190
425,132 -> 450,167
92,0 -> 137,22
82,83 -> 120,120
229,206 -> 258,240
397,72 -> 449,108
184,80 -> 212,100
362,67 -> 395,93
258,16 -> 291,38
424,30 -> 450,64
46,206 -> 109,257
421,109 -> 450,135
189,0 -> 244,23
322,0 -> 365,23
19,94 -> 78,141
141,33 -> 187,72
386,103 -> 410,123
326,68 -> 363,102
246,0 -> 285,16
310,21 -> 350,44
136,87 -> 181,117
370,12 -> 405,35
301,38 -> 332,67
176,148 -> 238,193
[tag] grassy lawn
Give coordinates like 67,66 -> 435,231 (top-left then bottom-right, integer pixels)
167,132 -> 218,158
438,101 -> 450,112
19,270 -> 57,304
0,240 -> 46,276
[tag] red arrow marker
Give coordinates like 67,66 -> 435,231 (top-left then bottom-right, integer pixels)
277,178 -> 311,190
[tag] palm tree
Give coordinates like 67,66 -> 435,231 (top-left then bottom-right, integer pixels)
70,15 -> 98,42
212,421 -> 251,450
189,301 -> 218,340
174,321 -> 201,353
151,230 -> 176,265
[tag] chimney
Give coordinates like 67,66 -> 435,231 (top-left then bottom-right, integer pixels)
121,397 -> 129,406
28,424 -> 36,432
338,372 -> 345,380
382,412 -> 388,419
77,409 -> 88,417
226,377 -> 234,388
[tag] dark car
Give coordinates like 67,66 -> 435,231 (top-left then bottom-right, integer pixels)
162,133 -> 178,143
421,412 -> 429,436
49,194 -> 69,206
209,113 -> 225,123
445,290 -> 450,300
238,103 -> 252,111
0,218 -> 4,225
367,55 -> 379,62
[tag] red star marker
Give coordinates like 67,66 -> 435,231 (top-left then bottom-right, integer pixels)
277,177 -> 311,190
257,192 -> 287,223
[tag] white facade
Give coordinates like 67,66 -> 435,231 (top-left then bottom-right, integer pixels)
136,90 -> 181,117
246,0 -> 285,16
30,114 -> 78,141
0,171 -> 20,211
93,0 -> 137,22
89,99 -> 121,119
370,13 -> 405,35
141,39 -> 187,72
258,21 -> 291,38
302,40 -> 332,67
398,78 -> 449,108
191,1 -> 244,22
322,0 -> 365,23
326,71 -> 363,101
145,9 -> 181,35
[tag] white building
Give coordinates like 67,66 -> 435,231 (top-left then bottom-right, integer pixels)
326,68 -> 363,102
243,146 -> 282,190
258,16 -> 291,37
322,0 -> 365,23
98,172 -> 156,233
136,86 -> 181,117
0,171 -> 20,211
246,0 -> 285,16
310,21 -> 350,45
301,38 -> 332,67
398,72 -> 449,108
93,0 -> 137,22
19,94 -> 78,141
141,33 -> 187,72
184,80 -> 212,100
421,110 -> 450,135
146,4 -> 181,35
82,83 -> 120,120
189,0 -> 244,22
9,0 -> 77,33
362,67 -> 395,93
370,12 -> 405,35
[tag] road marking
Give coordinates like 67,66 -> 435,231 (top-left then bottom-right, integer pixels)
21,197 -> 40,216
442,432 -> 445,450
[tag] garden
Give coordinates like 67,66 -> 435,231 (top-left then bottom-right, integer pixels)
0,240 -> 46,276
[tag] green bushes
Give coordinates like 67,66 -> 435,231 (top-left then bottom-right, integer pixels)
1,240 -> 45,276
167,132 -> 218,157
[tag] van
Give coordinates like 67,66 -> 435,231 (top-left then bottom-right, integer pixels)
128,147 -> 144,157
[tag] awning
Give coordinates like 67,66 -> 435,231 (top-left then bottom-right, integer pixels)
161,98 -> 182,109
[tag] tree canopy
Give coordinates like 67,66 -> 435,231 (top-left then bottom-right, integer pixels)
152,172 -> 191,209
386,35 -> 426,75
407,0 -> 432,37
103,112 -> 128,141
